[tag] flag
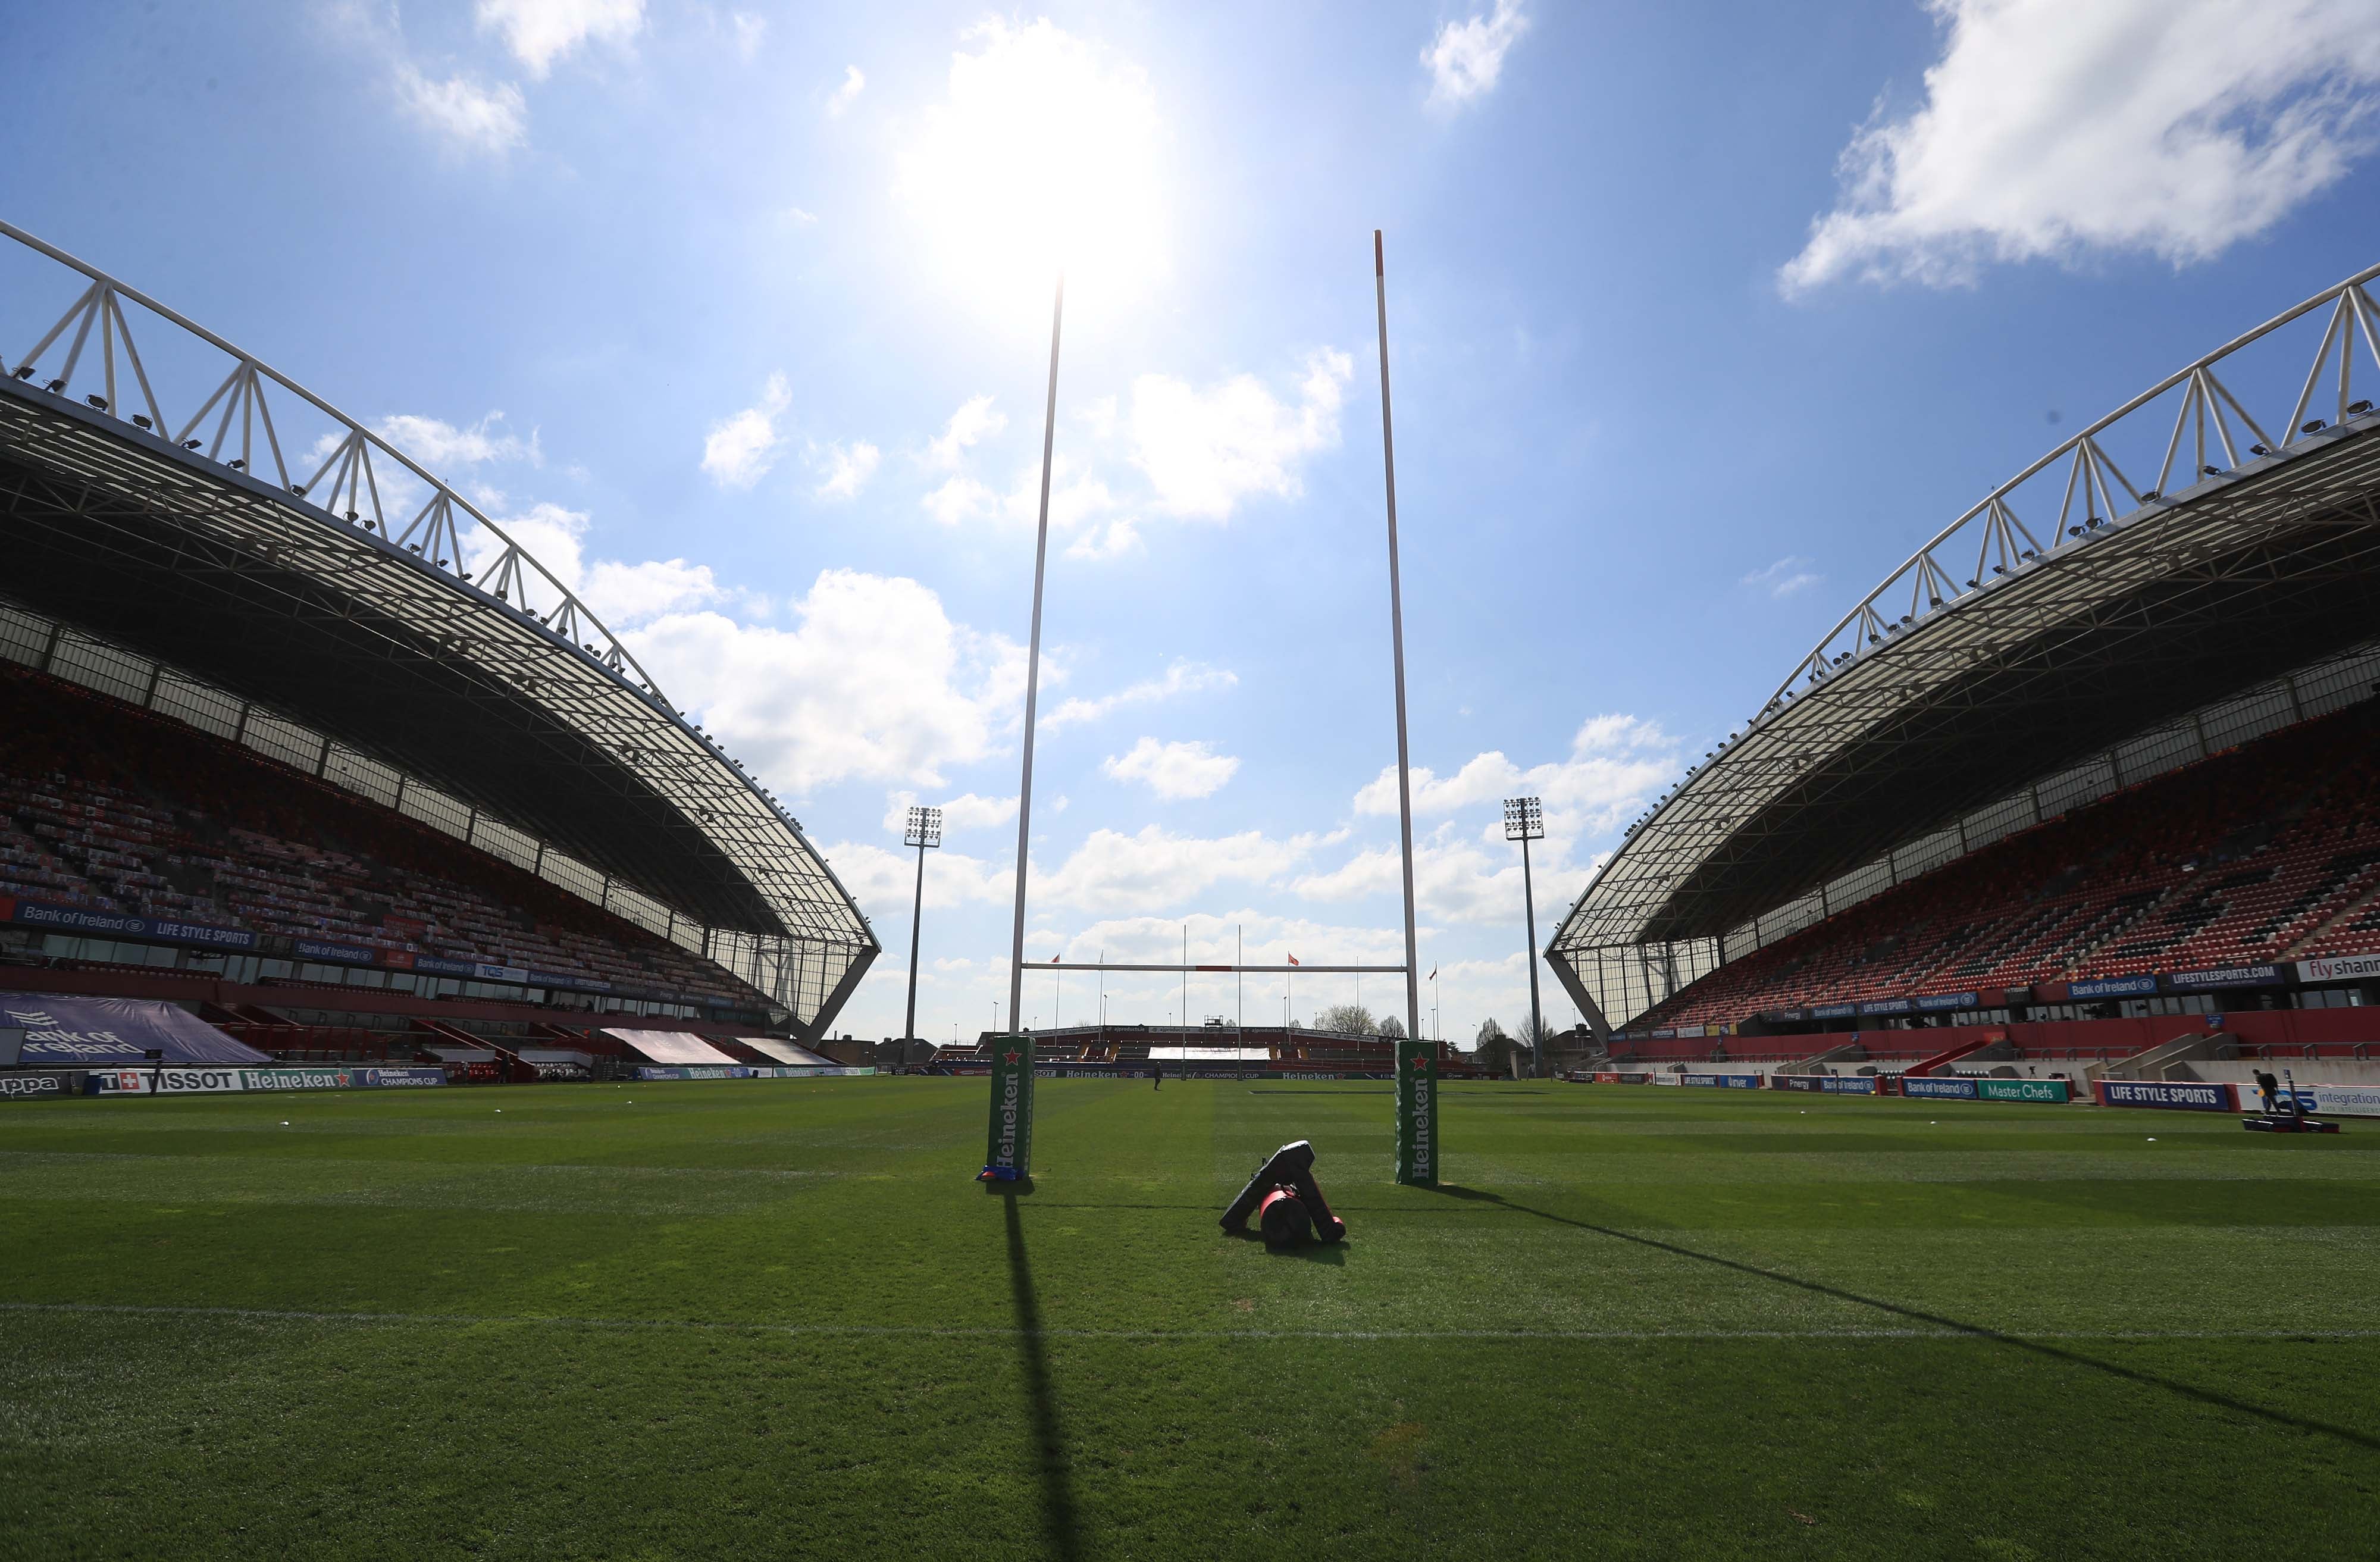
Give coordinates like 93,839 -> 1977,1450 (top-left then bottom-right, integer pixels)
1428,967 -> 1437,980
1050,953 -> 1059,963
1286,953 -> 1299,966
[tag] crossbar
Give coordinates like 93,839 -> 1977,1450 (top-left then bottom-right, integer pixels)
1038,962 -> 1405,974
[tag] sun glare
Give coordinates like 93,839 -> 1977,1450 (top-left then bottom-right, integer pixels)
896,20 -> 1169,324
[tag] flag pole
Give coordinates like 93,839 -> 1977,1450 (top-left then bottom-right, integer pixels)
1004,273 -> 1064,1038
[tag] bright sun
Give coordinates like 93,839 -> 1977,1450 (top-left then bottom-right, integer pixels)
896,20 -> 1169,324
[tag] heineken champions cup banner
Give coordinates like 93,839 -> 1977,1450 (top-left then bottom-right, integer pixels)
1395,1038 -> 1438,1186
981,1035 -> 1036,1181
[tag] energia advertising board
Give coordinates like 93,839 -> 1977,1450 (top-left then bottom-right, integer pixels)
1774,1074 -> 1878,1095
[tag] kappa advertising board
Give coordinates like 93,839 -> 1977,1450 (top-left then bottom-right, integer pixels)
2097,1079 -> 2237,1111
0,1070 -> 87,1100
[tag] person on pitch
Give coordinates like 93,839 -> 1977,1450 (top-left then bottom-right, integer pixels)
1153,1057 -> 1163,1091
2254,1068 -> 2281,1115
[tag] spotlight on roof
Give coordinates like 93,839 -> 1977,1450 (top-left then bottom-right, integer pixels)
182,439 -> 201,449
2351,400 -> 2373,415
44,378 -> 65,392
84,394 -> 107,411
289,484 -> 305,495
2068,526 -> 2082,537
2202,465 -> 2222,476
2249,443 -> 2271,456
2138,492 -> 2157,502
131,414 -> 151,430
2302,419 -> 2327,434
227,458 -> 245,470
9,366 -> 31,380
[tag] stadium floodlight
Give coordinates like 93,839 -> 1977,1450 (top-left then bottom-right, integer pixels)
902,806 -> 942,1044
1504,796 -> 1546,1075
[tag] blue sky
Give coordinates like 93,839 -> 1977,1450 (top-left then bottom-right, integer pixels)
7,1 -> 2379,1043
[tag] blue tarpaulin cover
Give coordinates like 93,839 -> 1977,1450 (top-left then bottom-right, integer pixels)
1,994 -> 271,1066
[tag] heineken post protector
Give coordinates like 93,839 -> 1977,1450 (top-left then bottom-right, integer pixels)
980,1034 -> 1036,1181
1395,1038 -> 1438,1186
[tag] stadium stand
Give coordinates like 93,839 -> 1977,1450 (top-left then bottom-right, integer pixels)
0,666 -> 763,1011
1628,702 -> 2380,1034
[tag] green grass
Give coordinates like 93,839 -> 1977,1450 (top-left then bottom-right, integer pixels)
4,1078 -> 2377,1559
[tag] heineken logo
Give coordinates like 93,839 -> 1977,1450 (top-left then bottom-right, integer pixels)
1003,1050 -> 1021,1065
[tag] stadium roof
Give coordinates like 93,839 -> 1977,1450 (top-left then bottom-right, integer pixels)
0,220 -> 876,1025
1550,261 -> 2380,1031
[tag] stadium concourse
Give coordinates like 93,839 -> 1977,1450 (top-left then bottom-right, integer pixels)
1549,262 -> 2380,1109
0,223 -> 878,1093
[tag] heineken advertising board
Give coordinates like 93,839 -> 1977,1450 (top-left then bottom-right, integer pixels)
982,1035 -> 1035,1180
1395,1038 -> 1438,1187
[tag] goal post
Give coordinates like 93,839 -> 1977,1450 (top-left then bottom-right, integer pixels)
981,232 -> 1437,1187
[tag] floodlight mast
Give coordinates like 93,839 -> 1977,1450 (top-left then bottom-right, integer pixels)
902,806 -> 942,1045
1005,275 -> 1065,1036
1505,796 -> 1546,1073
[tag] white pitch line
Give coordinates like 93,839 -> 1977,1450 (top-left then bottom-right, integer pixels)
3,1301 -> 2377,1344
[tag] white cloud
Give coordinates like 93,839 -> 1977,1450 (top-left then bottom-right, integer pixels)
1103,737 -> 1240,800
826,63 -> 866,117
1781,0 -> 2380,294
1037,827 -> 1319,914
458,500 -> 729,628
1042,660 -> 1236,732
1354,715 -> 1673,828
880,790 -> 1019,835
923,475 -> 998,525
1330,715 -> 1675,923
927,395 -> 1006,470
1129,350 -> 1352,520
377,411 -> 538,468
818,840 -> 1010,916
1743,555 -> 1821,599
1064,519 -> 1141,561
630,569 -> 1026,793
476,0 -> 643,77
730,12 -> 765,61
702,373 -> 790,490
1422,0 -> 1531,111
394,64 -> 527,155
811,440 -> 881,500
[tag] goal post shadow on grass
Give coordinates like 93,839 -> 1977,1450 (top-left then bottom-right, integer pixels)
980,233 -> 1440,1191
1425,1184 -> 2380,1455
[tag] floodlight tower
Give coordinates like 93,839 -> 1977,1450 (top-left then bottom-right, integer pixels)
902,806 -> 942,1045
1504,796 -> 1546,1075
